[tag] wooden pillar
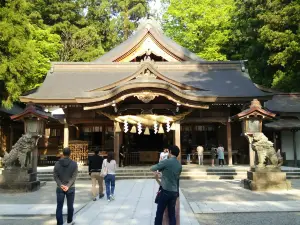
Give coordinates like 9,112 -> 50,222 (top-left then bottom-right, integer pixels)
293,130 -> 298,167
173,123 -> 181,161
114,124 -> 120,165
63,120 -> 69,148
171,122 -> 181,225
227,121 -> 232,166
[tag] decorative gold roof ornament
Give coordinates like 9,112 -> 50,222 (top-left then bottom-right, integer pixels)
134,91 -> 159,103
136,69 -> 157,79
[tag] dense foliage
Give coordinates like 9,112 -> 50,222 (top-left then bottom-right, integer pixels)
163,0 -> 235,61
228,0 -> 300,91
163,0 -> 300,91
0,0 -> 149,107
0,0 -> 61,107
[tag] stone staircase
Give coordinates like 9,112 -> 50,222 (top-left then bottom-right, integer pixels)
37,165 -> 300,181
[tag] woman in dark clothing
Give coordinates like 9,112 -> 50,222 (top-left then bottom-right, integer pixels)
119,145 -> 125,167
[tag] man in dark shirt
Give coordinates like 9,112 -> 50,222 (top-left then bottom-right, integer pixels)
151,145 -> 182,225
88,149 -> 104,201
54,147 -> 78,225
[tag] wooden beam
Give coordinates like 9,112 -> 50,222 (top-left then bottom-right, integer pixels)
293,130 -> 298,167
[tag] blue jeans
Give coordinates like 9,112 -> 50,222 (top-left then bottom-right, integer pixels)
104,174 -> 115,199
187,154 -> 191,162
155,189 -> 178,225
56,187 -> 75,225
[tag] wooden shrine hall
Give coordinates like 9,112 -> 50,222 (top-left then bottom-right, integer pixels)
19,19 -> 272,166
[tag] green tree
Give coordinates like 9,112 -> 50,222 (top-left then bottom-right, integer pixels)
162,0 -> 235,60
112,0 -> 149,40
228,0 -> 300,91
33,0 -> 104,61
0,0 -> 61,107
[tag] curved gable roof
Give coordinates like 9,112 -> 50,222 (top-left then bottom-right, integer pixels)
94,19 -> 204,62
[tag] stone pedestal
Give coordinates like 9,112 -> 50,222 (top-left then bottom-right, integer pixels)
241,167 -> 291,191
0,168 -> 40,192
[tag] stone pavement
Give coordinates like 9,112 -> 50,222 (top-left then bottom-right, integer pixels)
74,179 -> 199,225
0,179 -> 199,225
181,179 -> 300,214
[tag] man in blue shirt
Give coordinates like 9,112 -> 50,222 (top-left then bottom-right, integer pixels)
151,145 -> 182,225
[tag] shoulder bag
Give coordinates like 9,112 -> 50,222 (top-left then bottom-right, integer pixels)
100,159 -> 108,177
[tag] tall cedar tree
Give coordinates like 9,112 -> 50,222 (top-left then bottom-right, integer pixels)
111,0 -> 149,40
162,0 -> 235,60
33,0 -> 104,61
227,0 -> 300,91
0,0 -> 60,108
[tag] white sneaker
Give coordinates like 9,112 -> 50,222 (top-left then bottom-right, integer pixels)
108,199 -> 111,202
110,195 -> 115,200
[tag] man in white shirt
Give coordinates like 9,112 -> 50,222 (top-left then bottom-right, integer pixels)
197,145 -> 204,165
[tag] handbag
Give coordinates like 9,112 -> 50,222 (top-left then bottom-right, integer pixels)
100,159 -> 108,177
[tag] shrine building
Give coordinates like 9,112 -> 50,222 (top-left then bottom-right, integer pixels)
20,19 -> 273,166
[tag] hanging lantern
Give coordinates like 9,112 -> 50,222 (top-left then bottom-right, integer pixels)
154,121 -> 158,134
170,123 -> 176,130
158,124 -> 164,134
166,120 -> 171,132
130,125 -> 137,133
144,127 -> 150,135
115,122 -> 121,132
138,122 -> 142,135
124,120 -> 129,133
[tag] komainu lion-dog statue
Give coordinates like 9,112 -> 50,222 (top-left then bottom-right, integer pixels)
2,134 -> 36,169
251,133 -> 283,168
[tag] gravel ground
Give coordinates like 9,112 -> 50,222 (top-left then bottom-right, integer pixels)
196,212 -> 300,225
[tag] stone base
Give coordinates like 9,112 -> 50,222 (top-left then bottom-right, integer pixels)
241,170 -> 291,191
0,168 -> 40,192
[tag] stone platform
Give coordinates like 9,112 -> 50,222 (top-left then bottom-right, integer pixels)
0,168 -> 40,192
241,168 -> 291,191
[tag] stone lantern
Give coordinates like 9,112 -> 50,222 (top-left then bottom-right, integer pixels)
0,104 -> 54,191
231,99 -> 276,167
232,99 -> 291,191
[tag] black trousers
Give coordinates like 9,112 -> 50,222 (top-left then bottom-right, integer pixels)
219,159 -> 224,165
56,187 -> 75,225
119,157 -> 125,167
155,189 -> 178,225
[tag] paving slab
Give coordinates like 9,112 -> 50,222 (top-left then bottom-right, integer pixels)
74,179 -> 200,225
190,201 -> 300,213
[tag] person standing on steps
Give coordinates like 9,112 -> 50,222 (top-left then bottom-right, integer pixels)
211,146 -> 217,167
197,144 -> 204,166
103,151 -> 116,202
159,148 -> 169,162
88,148 -> 105,201
119,145 -> 126,167
217,144 -> 225,167
150,145 -> 182,225
54,147 -> 78,225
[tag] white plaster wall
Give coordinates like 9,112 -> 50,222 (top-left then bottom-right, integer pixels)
281,130 -> 300,160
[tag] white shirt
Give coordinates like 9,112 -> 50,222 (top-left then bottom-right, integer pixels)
197,146 -> 204,155
102,159 -> 116,174
160,152 -> 169,161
